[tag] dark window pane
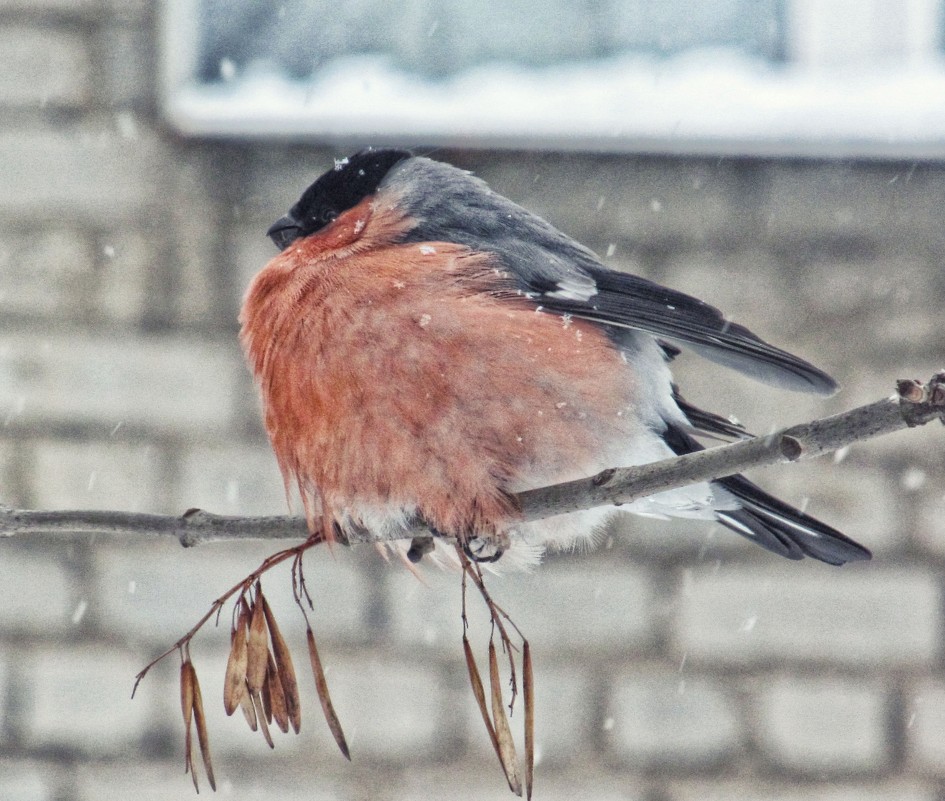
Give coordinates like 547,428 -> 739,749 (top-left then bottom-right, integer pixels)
196,0 -> 784,84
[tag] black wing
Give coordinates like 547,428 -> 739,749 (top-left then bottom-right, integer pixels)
391,156 -> 837,396
542,265 -> 838,395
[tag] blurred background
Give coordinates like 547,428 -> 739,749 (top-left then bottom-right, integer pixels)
1,0 -> 945,799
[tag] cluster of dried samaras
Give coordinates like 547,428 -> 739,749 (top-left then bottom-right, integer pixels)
175,580 -> 346,793
134,542 -> 535,798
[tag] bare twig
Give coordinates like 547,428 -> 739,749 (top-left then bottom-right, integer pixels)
3,374 -> 943,547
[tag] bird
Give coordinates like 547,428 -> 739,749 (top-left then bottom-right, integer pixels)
239,148 -> 871,569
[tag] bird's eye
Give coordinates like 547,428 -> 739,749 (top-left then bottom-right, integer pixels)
320,208 -> 338,224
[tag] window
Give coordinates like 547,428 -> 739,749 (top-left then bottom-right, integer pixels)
161,0 -> 945,157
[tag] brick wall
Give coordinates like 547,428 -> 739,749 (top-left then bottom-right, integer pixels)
2,3 -> 945,801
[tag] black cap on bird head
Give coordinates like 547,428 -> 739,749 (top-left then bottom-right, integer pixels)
267,148 -> 413,250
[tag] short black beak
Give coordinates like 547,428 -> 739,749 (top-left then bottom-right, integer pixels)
267,214 -> 302,250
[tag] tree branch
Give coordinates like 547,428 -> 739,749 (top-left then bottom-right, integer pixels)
2,374 -> 942,548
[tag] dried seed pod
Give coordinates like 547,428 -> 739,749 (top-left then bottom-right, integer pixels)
180,660 -> 196,785
262,594 -> 301,733
261,664 -> 274,725
239,678 -> 258,732
180,659 -> 195,731
223,605 -> 250,716
306,625 -> 350,760
463,635 -> 500,760
523,640 -> 534,801
190,664 -> 217,791
267,652 -> 290,733
489,640 -> 522,796
251,689 -> 274,749
246,593 -> 269,693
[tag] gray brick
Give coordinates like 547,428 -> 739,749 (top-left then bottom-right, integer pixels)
100,0 -> 150,20
501,560 -> 657,653
0,761 -> 53,801
476,154 -> 745,248
0,228 -> 95,319
605,668 -> 741,769
96,230 -> 155,323
669,780 -> 936,801
384,564 -> 493,652
793,254 -> 943,364
23,646 -> 153,754
674,567 -> 940,667
753,676 -> 890,774
0,26 -> 91,107
762,162 -> 945,245
93,24 -> 153,108
0,333 -> 241,433
176,442 -> 288,517
0,128 -> 167,223
794,254 -> 936,318
0,226 -> 156,325
905,678 -> 945,775
31,439 -> 163,512
386,559 -> 656,655
0,437 -> 25,506
94,539 -> 370,646
661,248 -> 800,340
526,664 -> 595,766
388,769 -> 515,801
166,153 -> 223,325
912,490 -> 945,559
0,654 -> 7,734
389,768 -> 648,801
0,0 -> 100,11
523,775 -> 647,801
308,655 -> 454,762
75,761 -> 346,801
0,546 -> 76,634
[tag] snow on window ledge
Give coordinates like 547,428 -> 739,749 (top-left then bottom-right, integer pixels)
163,51 -> 945,159
160,0 -> 945,159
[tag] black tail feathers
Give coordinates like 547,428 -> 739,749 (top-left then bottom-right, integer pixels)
716,473 -> 871,565
663,424 -> 871,566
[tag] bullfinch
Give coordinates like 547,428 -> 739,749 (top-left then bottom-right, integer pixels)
240,148 -> 871,568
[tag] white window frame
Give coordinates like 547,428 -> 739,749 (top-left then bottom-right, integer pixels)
161,0 -> 945,158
